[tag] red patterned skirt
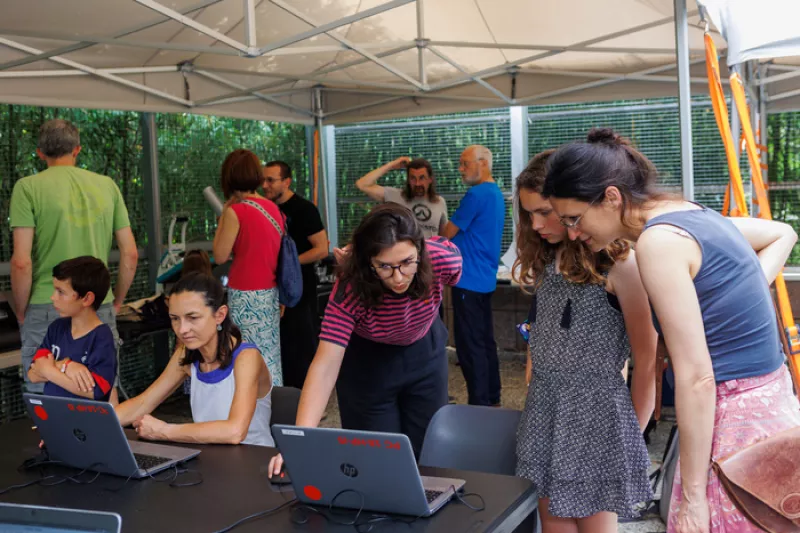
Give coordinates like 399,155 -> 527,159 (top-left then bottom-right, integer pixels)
667,365 -> 800,533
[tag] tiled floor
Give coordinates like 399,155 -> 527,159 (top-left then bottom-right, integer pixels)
154,353 -> 673,532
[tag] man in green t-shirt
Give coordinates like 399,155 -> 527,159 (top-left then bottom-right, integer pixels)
10,119 -> 139,402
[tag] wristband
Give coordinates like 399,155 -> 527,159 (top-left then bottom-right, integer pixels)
60,360 -> 71,373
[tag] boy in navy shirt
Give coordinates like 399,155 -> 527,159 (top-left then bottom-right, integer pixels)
27,256 -> 117,401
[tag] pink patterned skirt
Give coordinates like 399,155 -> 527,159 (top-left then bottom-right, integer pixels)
667,365 -> 800,533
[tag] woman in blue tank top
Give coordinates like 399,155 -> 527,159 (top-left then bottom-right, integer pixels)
543,128 -> 800,533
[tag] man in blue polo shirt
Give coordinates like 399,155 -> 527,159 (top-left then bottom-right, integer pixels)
442,145 -> 505,406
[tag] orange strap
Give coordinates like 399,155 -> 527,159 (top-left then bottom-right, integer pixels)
730,74 -> 771,219
705,32 -> 800,392
706,33 -> 748,218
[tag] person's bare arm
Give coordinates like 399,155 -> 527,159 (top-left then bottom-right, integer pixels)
212,207 -> 241,264
269,340 -> 345,475
727,217 -> 798,284
10,228 -> 34,322
438,199 -> 449,236
296,340 -> 346,427
525,346 -> 532,386
637,228 -> 714,532
29,355 -> 94,399
115,347 -> 189,427
441,221 -> 460,240
138,349 -> 267,445
298,230 -> 329,265
113,227 -> 139,313
355,157 -> 410,202
608,251 -> 658,430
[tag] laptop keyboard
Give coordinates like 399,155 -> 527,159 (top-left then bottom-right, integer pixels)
425,489 -> 444,504
133,453 -> 171,471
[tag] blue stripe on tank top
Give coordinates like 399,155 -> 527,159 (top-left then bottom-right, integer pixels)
193,342 -> 258,384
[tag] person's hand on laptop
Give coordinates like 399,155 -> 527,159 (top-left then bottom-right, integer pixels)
133,414 -> 170,441
268,453 -> 284,478
63,359 -> 95,394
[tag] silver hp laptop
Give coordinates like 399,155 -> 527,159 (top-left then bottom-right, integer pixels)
24,394 -> 200,479
0,502 -> 121,533
272,425 -> 466,517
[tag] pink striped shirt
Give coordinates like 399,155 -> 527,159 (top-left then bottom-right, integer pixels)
320,237 -> 462,348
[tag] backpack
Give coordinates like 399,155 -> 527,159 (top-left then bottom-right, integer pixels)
242,200 -> 303,307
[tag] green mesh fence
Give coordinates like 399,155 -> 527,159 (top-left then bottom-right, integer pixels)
528,97 -> 738,210
0,105 -> 307,424
156,114 -> 308,244
334,109 -> 514,249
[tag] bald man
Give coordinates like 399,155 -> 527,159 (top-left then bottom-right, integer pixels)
442,145 -> 505,407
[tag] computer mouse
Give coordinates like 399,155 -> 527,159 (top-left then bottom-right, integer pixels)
270,468 -> 292,485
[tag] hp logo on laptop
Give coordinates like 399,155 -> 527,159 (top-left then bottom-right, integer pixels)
340,463 -> 359,478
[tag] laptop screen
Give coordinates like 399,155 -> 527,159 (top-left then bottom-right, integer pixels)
3,526 -> 107,533
0,504 -> 120,533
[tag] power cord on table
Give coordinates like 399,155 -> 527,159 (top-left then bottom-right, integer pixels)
289,485 -> 487,533
211,498 -> 298,533
2,451 -> 203,496
0,457 -> 104,496
105,461 -> 203,492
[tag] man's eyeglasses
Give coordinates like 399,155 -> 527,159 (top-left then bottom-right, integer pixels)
371,259 -> 420,279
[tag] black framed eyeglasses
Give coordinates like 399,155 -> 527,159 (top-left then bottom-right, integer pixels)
371,259 -> 420,279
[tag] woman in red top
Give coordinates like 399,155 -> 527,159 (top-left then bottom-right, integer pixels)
213,149 -> 284,385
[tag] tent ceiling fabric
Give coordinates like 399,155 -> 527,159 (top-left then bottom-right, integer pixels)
1,0 -> 795,123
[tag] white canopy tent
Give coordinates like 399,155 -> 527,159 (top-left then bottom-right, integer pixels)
2,0 -> 726,126
3,0 -> 800,282
698,0 -> 800,114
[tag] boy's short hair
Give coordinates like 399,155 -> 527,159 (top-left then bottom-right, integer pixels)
52,256 -> 111,311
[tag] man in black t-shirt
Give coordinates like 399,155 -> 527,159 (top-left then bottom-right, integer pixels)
263,161 -> 329,389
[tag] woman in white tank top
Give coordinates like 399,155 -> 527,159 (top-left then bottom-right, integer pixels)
115,273 -> 273,447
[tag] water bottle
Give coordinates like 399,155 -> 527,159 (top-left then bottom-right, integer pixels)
203,186 -> 224,216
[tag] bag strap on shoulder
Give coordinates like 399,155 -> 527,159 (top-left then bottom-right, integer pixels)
242,199 -> 283,237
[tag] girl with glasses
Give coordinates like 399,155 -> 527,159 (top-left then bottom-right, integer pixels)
269,203 -> 462,477
514,149 -> 657,533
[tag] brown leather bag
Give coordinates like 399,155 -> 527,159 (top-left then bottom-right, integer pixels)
712,426 -> 800,533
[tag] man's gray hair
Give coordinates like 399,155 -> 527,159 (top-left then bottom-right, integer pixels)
466,145 -> 493,172
38,119 -> 80,158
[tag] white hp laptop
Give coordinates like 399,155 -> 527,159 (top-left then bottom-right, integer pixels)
24,394 -> 200,479
272,425 -> 466,517
0,502 -> 121,533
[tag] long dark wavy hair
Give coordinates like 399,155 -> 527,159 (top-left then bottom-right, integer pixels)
172,273 -> 243,369
543,128 -> 674,229
513,149 -> 630,291
335,203 -> 433,309
401,158 -> 439,203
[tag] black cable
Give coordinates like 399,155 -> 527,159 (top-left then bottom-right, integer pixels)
451,485 -> 486,512
0,477 -> 49,496
106,462 -> 204,492
210,498 -> 297,533
170,466 -> 203,488
290,489 -> 423,533
0,462 -> 105,496
289,485 -> 485,532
